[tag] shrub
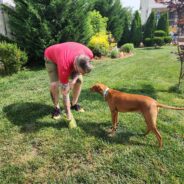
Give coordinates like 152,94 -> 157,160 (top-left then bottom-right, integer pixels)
88,32 -> 110,57
110,48 -> 119,58
108,32 -> 117,50
164,36 -> 172,44
0,42 -> 28,75
153,37 -> 165,47
154,30 -> 166,37
144,38 -> 153,47
120,43 -> 134,53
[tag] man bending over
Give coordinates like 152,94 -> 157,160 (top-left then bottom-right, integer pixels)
44,42 -> 93,127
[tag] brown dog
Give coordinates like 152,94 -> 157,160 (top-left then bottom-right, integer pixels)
90,83 -> 184,147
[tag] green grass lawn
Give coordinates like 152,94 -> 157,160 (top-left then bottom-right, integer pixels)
0,46 -> 184,183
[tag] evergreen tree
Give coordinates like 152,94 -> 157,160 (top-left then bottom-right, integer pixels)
118,16 -> 130,46
3,0 -> 93,65
94,0 -> 131,42
129,11 -> 142,47
143,11 -> 156,39
157,13 -> 169,35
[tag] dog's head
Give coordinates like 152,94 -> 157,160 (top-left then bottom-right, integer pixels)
90,83 -> 108,95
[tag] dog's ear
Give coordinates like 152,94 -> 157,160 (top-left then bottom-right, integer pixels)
90,85 -> 98,92
91,84 -> 103,92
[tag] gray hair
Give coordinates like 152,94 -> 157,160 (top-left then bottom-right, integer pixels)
76,55 -> 93,73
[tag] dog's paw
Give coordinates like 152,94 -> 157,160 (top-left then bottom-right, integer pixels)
106,127 -> 113,134
107,132 -> 115,137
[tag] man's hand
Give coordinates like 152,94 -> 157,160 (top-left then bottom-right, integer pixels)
69,80 -> 77,89
69,74 -> 79,89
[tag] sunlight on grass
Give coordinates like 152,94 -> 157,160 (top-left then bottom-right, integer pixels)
0,46 -> 184,183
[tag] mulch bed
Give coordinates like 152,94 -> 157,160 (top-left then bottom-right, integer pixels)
93,52 -> 134,61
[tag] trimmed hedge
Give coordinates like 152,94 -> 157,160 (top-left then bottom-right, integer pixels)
144,38 -> 153,47
154,30 -> 166,37
164,36 -> 172,44
153,37 -> 165,47
144,36 -> 171,47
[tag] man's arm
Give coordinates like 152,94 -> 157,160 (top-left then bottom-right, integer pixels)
69,73 -> 80,89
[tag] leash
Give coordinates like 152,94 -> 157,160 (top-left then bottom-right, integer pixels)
103,88 -> 109,99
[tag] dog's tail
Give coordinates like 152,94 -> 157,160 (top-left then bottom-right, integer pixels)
157,103 -> 184,110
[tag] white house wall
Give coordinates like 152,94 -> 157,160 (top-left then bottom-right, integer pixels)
0,0 -> 15,36
140,0 -> 167,24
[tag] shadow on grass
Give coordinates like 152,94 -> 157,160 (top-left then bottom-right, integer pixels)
140,47 -> 164,51
117,84 -> 158,99
79,88 -> 103,102
3,102 -> 67,133
78,121 -> 151,146
3,102 -> 153,146
148,84 -> 184,96
168,84 -> 184,94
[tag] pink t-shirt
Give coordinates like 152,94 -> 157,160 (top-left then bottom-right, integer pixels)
44,42 -> 93,84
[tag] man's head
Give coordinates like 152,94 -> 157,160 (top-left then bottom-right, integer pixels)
75,55 -> 93,74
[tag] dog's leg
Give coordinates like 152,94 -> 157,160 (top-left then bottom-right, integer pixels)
114,110 -> 119,130
108,111 -> 118,137
142,112 -> 152,136
152,128 -> 162,148
143,106 -> 162,147
152,107 -> 162,148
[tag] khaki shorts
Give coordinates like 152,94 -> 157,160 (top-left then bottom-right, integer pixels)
45,58 -> 83,83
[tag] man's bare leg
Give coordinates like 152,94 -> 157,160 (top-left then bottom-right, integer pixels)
50,82 -> 60,108
71,82 -> 82,106
62,93 -> 77,128
50,82 -> 61,119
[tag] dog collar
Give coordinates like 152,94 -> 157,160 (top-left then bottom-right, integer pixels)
103,88 -> 109,98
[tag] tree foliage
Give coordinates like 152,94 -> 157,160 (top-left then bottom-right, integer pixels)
94,0 -> 130,42
2,0 -> 94,65
155,0 -> 184,35
143,11 -> 156,39
2,0 -> 133,65
88,32 -> 109,57
157,13 -> 169,35
84,10 -> 108,43
129,11 -> 142,47
118,16 -> 131,46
